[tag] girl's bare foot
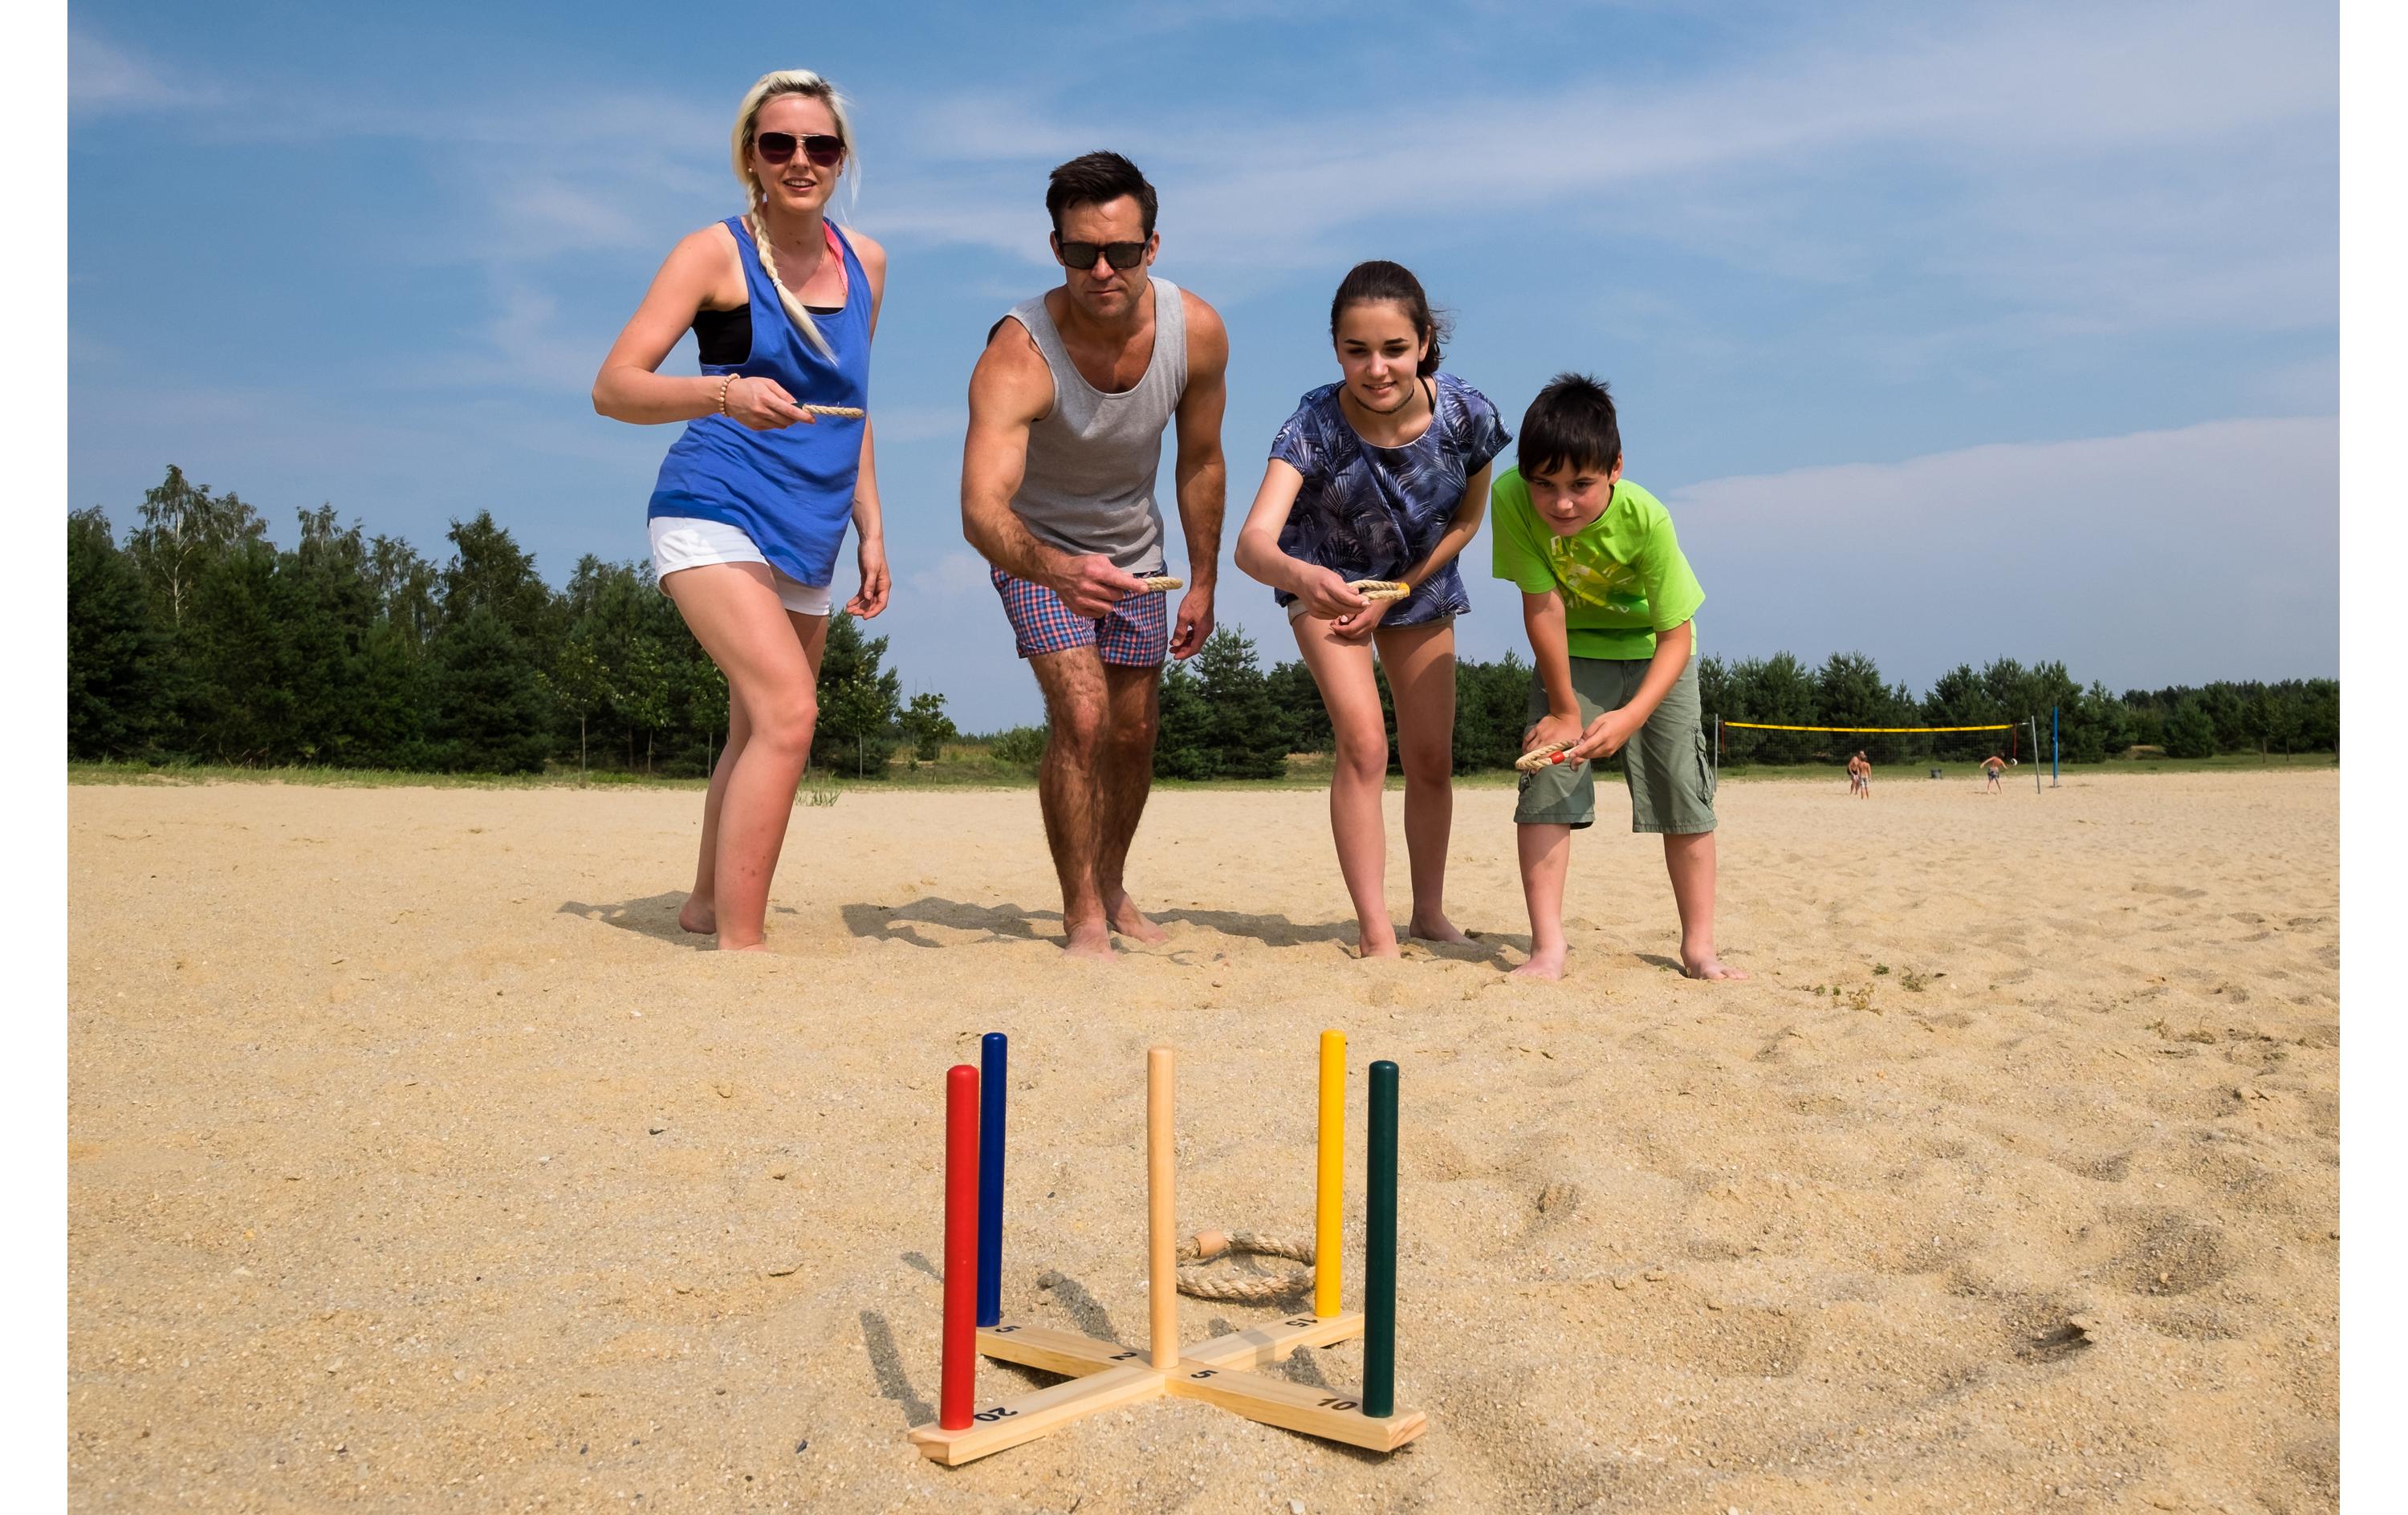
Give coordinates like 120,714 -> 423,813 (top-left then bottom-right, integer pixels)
1509,946 -> 1567,980
1105,892 -> 1169,944
679,896 -> 716,934
1406,912 -> 1472,945
1682,952 -> 1749,980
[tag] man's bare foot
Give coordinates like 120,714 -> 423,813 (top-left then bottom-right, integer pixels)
1509,945 -> 1567,980
1104,892 -> 1169,945
679,896 -> 716,934
1063,922 -> 1118,961
1682,953 -> 1750,981
1406,912 -> 1473,945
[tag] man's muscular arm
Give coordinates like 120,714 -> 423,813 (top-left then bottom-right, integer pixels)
1165,290 -> 1230,659
961,319 -> 1145,619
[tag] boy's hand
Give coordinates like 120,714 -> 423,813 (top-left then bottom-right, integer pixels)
1523,711 -> 1585,755
1570,708 -> 1640,764
1292,565 -> 1371,620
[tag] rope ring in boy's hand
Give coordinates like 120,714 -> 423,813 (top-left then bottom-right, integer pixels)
1515,740 -> 1576,773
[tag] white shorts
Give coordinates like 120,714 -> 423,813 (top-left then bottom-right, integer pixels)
649,517 -> 832,617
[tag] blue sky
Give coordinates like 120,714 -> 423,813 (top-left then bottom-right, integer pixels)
67,1 -> 2338,730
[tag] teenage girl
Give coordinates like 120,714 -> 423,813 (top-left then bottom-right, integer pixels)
1234,262 -> 1508,957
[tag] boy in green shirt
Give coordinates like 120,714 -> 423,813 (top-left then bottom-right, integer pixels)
1491,373 -> 1745,981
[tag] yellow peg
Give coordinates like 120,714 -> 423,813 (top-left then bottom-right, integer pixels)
1315,1030 -> 1344,1318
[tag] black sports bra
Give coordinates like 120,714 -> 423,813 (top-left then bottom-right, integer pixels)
693,303 -> 844,367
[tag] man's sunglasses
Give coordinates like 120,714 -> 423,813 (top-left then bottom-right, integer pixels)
1055,238 -> 1148,270
755,132 -> 845,169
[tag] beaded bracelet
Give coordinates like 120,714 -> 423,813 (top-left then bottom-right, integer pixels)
717,372 -> 738,416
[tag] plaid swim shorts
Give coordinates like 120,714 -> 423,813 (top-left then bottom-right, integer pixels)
990,567 -> 1170,666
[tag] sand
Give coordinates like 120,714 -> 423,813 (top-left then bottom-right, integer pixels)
67,769 -> 2338,1513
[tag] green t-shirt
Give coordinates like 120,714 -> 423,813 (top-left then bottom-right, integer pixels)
1489,469 -> 1706,660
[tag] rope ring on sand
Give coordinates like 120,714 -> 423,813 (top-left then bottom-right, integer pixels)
1174,1229 -> 1316,1303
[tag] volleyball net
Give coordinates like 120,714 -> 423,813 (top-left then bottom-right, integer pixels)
1712,716 -> 2044,790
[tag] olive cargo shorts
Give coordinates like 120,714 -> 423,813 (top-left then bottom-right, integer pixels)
1515,656 -> 1718,834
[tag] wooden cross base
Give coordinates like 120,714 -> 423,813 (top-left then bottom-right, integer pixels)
908,1309 -> 1426,1465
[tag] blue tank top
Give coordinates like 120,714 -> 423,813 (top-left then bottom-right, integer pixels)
647,217 -> 871,587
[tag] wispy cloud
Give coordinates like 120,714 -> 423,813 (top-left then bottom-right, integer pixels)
1643,416 -> 2337,690
69,30 -> 225,117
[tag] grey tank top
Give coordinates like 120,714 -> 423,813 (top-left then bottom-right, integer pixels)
1003,278 -> 1188,573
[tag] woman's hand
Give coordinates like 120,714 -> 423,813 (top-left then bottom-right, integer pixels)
726,375 -> 816,432
1291,564 -> 1371,620
847,535 -> 891,617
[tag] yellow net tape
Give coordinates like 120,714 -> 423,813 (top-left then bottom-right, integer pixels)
1721,722 -> 2015,733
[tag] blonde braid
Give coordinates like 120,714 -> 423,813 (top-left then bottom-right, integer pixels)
746,200 -> 836,361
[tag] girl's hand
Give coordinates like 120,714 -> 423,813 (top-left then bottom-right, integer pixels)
726,375 -> 816,431
1330,595 -> 1392,642
847,536 -> 890,617
1292,564 -> 1370,619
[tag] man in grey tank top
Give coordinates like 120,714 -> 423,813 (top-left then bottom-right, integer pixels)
962,152 -> 1230,961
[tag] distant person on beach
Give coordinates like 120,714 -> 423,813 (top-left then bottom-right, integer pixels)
1983,754 -> 2006,792
1849,750 -> 1871,798
1234,260 -> 1507,957
959,153 -> 1230,961
591,70 -> 889,951
1491,374 -> 1746,981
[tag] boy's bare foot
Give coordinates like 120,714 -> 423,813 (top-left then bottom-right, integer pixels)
1405,913 -> 1473,945
1682,953 -> 1750,981
1105,892 -> 1169,944
1509,947 -> 1567,980
1063,922 -> 1118,961
678,896 -> 716,934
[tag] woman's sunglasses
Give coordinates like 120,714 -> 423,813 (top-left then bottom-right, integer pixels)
1055,238 -> 1148,270
755,132 -> 844,169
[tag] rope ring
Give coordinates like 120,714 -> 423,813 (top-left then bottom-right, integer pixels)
1173,1229 -> 1316,1304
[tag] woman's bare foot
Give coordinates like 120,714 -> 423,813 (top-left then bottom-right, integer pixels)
1406,912 -> 1473,945
1682,952 -> 1750,981
679,896 -> 716,934
1357,924 -> 1402,960
1105,892 -> 1169,945
717,937 -> 770,953
1508,946 -> 1567,980
1063,922 -> 1118,961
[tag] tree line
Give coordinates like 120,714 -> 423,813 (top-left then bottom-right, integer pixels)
67,467 -> 2337,780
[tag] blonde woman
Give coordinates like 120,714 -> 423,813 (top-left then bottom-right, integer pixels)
592,71 -> 889,951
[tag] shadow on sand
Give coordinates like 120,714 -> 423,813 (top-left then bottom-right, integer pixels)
559,892 -> 795,949
839,896 -> 1514,963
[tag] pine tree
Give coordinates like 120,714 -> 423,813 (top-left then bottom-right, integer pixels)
67,509 -> 171,759
813,613 -> 902,776
429,609 -> 554,773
